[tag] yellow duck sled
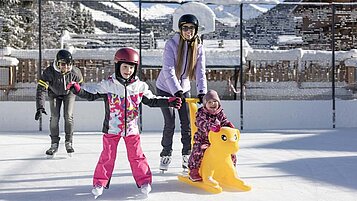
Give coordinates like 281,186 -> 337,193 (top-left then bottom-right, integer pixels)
178,98 -> 251,194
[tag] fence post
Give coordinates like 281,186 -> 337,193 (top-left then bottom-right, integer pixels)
331,3 -> 336,129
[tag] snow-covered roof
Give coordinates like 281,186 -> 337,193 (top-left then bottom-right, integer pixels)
345,58 -> 357,67
0,47 -> 13,57
3,47 -> 357,67
246,49 -> 302,61
2,41 -> 357,67
277,35 -> 303,45
0,57 -> 19,66
301,49 -> 357,62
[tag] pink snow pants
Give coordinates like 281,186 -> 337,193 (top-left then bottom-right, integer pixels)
93,133 -> 152,188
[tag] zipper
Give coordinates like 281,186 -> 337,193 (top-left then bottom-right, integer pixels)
180,42 -> 190,82
124,82 -> 128,136
63,74 -> 66,90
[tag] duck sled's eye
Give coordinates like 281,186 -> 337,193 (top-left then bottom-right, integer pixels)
221,135 -> 227,141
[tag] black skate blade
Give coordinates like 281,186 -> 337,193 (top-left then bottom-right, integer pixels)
46,153 -> 55,159
159,169 -> 167,174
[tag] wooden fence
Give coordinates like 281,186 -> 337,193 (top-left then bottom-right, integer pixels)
3,57 -> 356,100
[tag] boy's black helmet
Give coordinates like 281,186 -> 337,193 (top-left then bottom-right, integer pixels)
178,14 -> 199,29
56,49 -> 73,64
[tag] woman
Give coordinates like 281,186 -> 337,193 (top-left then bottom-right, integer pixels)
156,14 -> 207,172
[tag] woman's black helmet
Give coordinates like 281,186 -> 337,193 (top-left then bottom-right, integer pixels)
178,14 -> 199,30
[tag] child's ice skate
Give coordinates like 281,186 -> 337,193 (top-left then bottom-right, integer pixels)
182,155 -> 189,173
140,183 -> 152,195
159,156 -> 172,173
45,143 -> 58,159
92,186 -> 103,199
65,142 -> 74,157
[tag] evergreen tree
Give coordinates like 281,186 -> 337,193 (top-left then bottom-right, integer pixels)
0,0 -> 95,49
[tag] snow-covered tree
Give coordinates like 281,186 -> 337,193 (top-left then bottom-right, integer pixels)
0,0 -> 95,49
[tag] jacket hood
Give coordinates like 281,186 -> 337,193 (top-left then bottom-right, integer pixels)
53,60 -> 73,74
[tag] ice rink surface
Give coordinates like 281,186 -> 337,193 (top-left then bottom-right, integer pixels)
0,128 -> 356,201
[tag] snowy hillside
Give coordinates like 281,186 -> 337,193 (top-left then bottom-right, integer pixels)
83,1 -> 270,32
80,4 -> 137,31
212,4 -> 268,26
142,4 -> 176,20
99,1 -> 175,20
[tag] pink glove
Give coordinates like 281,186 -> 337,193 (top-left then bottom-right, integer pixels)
168,97 -> 182,109
66,82 -> 80,94
210,124 -> 221,132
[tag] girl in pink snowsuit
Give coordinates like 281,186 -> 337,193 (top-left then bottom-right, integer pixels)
67,48 -> 181,197
188,89 -> 236,182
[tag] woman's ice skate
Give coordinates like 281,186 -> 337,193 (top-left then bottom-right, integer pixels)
159,156 -> 172,173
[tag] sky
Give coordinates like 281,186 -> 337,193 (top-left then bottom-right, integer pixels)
0,127 -> 356,201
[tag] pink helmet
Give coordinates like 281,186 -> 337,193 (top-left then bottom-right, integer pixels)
114,47 -> 139,65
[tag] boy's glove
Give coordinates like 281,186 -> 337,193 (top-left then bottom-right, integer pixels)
174,90 -> 185,103
168,97 -> 182,109
197,93 -> 205,104
35,108 -> 47,120
66,82 -> 81,94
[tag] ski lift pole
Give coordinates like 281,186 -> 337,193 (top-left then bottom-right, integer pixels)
38,0 -> 42,131
138,0 -> 143,132
239,3 -> 244,130
331,3 -> 336,129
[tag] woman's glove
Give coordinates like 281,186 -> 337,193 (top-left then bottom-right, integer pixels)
197,93 -> 205,104
174,90 -> 185,103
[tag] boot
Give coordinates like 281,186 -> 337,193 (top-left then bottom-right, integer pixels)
182,155 -> 189,171
45,143 -> 58,159
140,183 -> 152,195
159,156 -> 172,172
92,186 -> 104,199
189,168 -> 202,182
65,142 -> 74,157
